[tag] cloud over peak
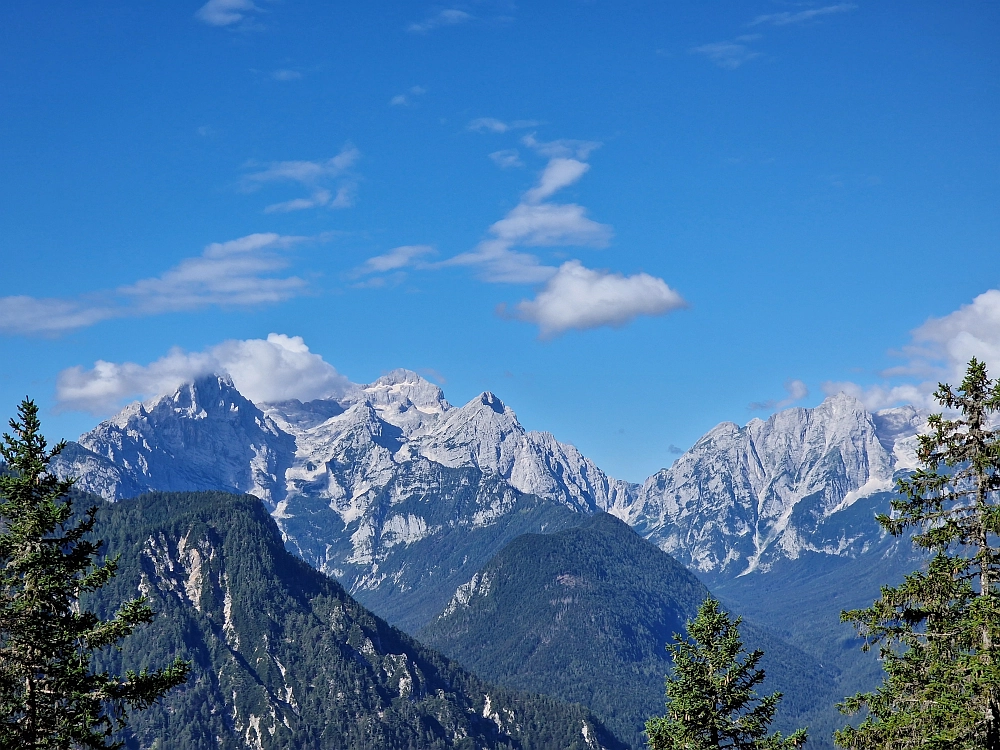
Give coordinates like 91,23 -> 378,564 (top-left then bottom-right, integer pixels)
822,288 -> 1000,411
749,379 -> 809,411
56,334 -> 353,415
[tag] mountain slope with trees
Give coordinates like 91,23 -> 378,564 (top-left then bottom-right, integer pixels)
418,514 -> 830,750
83,490 -> 625,750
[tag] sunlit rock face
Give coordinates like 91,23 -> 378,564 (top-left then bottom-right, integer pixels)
628,393 -> 923,580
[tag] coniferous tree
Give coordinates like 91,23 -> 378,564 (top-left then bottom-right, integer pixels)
645,597 -> 807,750
837,358 -> 1000,750
0,399 -> 189,749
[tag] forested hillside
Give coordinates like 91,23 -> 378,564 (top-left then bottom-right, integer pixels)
418,514 -> 832,749
83,491 -> 625,750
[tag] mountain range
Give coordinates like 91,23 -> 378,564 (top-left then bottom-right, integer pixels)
48,369 -> 930,747
55,369 -> 923,600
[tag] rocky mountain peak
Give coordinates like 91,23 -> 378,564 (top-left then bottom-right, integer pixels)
360,369 -> 450,414
632,392 -> 905,579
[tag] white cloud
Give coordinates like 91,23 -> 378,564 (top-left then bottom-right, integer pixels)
489,149 -> 523,169
0,233 -> 310,336
0,297 -> 117,336
355,245 -> 436,276
468,118 -> 541,134
822,288 -> 1000,411
265,190 -> 331,213
491,203 -> 611,247
691,41 -> 761,70
523,158 -> 589,203
243,146 -> 359,187
521,134 -> 600,160
195,0 -> 261,27
390,85 -> 427,107
56,333 -> 354,415
750,3 -> 856,26
749,379 -> 809,411
508,261 -> 686,338
443,140 -> 610,283
407,9 -> 473,33
118,233 -> 307,313
243,145 -> 360,213
469,117 -> 509,133
446,240 -> 557,284
271,69 -> 302,81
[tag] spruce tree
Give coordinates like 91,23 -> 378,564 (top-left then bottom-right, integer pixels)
837,357 -> 1000,749
645,596 -> 807,750
0,399 -> 189,749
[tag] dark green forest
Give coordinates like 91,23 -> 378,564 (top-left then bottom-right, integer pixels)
418,513 -> 831,750
83,490 -> 624,750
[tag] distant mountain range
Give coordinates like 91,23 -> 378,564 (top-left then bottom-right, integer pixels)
55,369 -> 923,601
44,371 -> 931,748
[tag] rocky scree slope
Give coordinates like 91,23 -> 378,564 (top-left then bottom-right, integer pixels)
86,490 -> 624,750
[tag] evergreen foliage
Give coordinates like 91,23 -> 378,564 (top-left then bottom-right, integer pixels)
419,514 -> 824,750
645,597 -> 806,750
84,489 -> 625,750
0,399 -> 188,749
837,358 -> 1000,749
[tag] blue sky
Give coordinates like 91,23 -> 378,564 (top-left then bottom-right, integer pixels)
1,1 -> 998,481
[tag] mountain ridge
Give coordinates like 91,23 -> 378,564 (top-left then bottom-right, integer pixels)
53,370 -> 923,620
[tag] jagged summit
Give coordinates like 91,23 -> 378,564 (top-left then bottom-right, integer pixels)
68,374 -> 294,507
629,391 -> 920,580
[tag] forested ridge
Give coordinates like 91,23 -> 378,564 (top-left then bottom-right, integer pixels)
419,513 -> 830,749
82,490 -> 624,750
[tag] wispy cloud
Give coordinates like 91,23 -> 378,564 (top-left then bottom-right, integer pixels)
504,260 -> 686,339
407,9 -> 473,33
444,146 -> 611,283
117,233 -> 307,313
361,132 -> 685,337
523,158 -> 590,203
489,149 -> 524,169
750,3 -> 857,27
354,245 -> 436,276
822,288 -> 1000,411
521,133 -> 601,160
242,144 -> 360,213
271,69 -> 302,81
390,85 -> 427,107
195,0 -> 262,28
467,117 -> 541,134
56,333 -> 352,415
749,379 -> 809,411
0,233 -> 310,337
691,40 -> 761,70
0,297 -> 117,337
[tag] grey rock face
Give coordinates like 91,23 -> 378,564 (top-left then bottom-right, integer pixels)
627,393 -> 920,580
55,375 -> 296,508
